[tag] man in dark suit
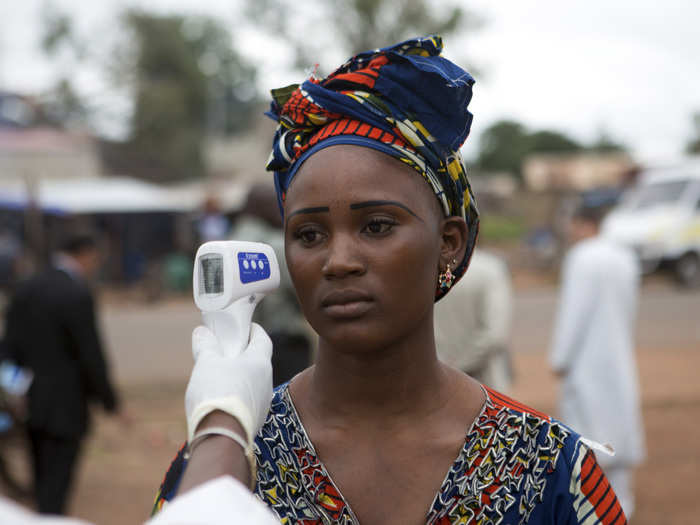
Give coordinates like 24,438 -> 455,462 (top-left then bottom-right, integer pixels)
2,232 -> 123,514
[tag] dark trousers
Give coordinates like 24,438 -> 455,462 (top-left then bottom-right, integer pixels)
28,428 -> 81,515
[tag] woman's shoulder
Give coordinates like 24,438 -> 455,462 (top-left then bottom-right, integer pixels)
260,382 -> 294,427
464,387 -> 626,524
477,386 -> 583,464
481,386 -> 562,430
254,382 -> 302,452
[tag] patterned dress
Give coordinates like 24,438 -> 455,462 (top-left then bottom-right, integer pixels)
154,385 -> 626,524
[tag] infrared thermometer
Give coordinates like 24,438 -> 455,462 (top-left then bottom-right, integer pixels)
193,241 -> 280,356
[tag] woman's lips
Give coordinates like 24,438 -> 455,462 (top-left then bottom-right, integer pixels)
321,290 -> 374,319
323,301 -> 374,318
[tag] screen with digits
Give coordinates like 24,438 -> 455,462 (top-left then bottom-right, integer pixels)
199,254 -> 224,295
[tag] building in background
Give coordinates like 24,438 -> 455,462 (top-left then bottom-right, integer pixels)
0,91 -> 102,183
523,152 -> 636,192
0,90 -> 259,292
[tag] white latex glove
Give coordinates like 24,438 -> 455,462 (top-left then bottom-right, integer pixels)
185,323 -> 273,445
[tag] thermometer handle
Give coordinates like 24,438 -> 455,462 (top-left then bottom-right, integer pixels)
202,294 -> 262,356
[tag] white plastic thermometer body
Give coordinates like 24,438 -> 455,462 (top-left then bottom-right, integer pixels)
193,241 -> 280,356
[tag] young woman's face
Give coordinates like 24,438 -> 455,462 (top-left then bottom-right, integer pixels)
283,145 -> 445,352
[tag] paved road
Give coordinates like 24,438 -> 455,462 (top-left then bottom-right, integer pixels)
99,299 -> 200,386
98,284 -> 700,386
512,285 -> 700,353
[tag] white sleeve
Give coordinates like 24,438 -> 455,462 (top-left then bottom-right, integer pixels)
146,476 -> 279,525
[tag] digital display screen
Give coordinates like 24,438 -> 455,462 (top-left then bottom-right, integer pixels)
199,254 -> 224,295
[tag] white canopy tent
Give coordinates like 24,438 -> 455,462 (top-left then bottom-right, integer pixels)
0,176 -> 248,214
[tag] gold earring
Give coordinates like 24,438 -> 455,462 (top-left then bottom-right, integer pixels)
438,263 -> 455,291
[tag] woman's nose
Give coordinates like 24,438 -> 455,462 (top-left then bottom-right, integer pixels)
321,233 -> 365,278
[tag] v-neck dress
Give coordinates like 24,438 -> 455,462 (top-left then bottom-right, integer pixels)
153,384 -> 626,524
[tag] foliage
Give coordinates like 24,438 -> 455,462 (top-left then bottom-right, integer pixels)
475,119 -> 628,179
40,2 -> 84,59
41,78 -> 90,126
686,112 -> 700,154
478,215 -> 527,242
116,11 -> 259,180
37,4 -> 259,181
38,3 -> 88,127
588,129 -> 627,153
246,0 -> 480,73
528,130 -> 582,153
476,120 -> 537,177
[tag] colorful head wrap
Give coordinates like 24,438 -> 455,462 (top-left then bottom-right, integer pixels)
265,35 -> 479,300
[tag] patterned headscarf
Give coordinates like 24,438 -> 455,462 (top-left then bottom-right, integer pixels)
265,36 -> 479,300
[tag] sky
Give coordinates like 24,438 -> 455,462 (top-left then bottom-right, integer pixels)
1,0 -> 698,164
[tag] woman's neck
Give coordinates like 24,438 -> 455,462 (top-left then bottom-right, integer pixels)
302,322 -> 451,423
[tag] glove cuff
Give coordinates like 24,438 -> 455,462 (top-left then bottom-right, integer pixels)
187,397 -> 255,445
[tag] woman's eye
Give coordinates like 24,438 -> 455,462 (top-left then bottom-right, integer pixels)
293,227 -> 324,245
363,218 -> 396,235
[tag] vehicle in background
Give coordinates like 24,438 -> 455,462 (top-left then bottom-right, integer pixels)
602,159 -> 700,287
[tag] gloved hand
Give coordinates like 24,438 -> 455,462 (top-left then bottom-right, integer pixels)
185,323 -> 273,445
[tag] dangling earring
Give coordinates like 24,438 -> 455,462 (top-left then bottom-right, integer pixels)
438,262 -> 455,292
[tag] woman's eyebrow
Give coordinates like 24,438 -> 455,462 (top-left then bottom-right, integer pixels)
349,200 -> 423,221
285,206 -> 330,224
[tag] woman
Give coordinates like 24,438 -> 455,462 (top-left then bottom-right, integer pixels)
155,36 -> 626,524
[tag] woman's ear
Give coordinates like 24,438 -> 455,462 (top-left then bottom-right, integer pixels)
439,217 -> 468,269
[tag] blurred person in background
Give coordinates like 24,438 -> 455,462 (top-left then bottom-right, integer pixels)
1,231 -> 128,515
434,248 -> 513,392
0,227 -> 21,297
550,204 -> 645,518
229,183 -> 311,386
196,196 -> 231,244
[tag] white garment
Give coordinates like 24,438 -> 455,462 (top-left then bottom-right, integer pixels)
435,251 -> 513,391
147,476 -> 278,525
0,497 -> 89,525
550,236 -> 645,467
0,476 -> 279,525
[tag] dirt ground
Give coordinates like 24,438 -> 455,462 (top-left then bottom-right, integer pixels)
2,278 -> 699,524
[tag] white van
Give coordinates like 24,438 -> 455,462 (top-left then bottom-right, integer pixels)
602,159 -> 700,287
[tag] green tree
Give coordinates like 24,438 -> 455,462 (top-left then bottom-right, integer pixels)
42,78 -> 90,126
529,130 -> 582,153
116,11 -> 259,180
686,112 -> 700,154
37,6 -> 259,180
38,2 -> 88,127
247,0 -> 480,72
40,2 -> 85,59
475,120 -> 532,176
475,120 -> 584,178
588,129 -> 627,153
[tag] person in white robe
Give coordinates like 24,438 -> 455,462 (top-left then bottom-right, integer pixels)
435,249 -> 513,392
550,205 -> 645,519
